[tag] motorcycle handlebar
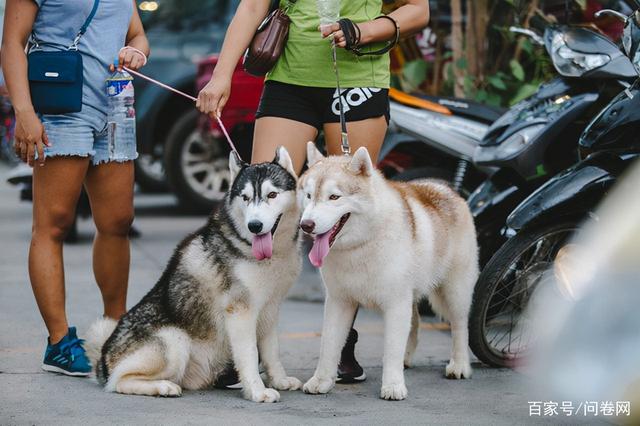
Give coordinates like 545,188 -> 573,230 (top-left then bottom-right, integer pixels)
508,26 -> 544,46
594,9 -> 629,22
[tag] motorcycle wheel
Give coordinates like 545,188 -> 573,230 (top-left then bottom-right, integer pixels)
468,221 -> 579,368
165,109 -> 231,213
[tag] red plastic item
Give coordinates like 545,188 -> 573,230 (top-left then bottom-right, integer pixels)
195,55 -> 264,137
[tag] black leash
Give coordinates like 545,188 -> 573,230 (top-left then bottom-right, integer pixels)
330,15 -> 400,156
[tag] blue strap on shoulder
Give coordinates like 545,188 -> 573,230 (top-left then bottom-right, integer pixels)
78,0 -> 100,37
70,0 -> 100,48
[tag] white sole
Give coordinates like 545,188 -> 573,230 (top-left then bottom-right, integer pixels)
42,364 -> 90,377
225,382 -> 243,390
336,372 -> 367,382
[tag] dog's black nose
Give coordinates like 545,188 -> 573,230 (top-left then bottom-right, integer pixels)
248,220 -> 263,234
300,219 -> 315,234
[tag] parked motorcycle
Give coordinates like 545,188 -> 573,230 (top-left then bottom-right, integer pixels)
467,22 -> 637,264
379,88 -> 502,195
468,6 -> 640,368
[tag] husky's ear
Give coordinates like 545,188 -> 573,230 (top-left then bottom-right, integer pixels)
348,147 -> 374,176
273,146 -> 297,178
306,141 -> 325,167
229,151 -> 245,182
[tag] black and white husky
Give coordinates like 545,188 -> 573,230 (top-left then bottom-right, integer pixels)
85,147 -> 302,402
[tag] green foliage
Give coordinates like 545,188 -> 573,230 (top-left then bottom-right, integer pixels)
393,0 -> 574,107
400,60 -> 428,92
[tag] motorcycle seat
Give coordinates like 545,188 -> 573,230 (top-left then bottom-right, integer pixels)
389,88 -> 505,124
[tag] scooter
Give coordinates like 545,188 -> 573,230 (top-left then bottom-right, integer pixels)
468,6 -> 640,368
379,88 -> 502,195
467,22 -> 637,264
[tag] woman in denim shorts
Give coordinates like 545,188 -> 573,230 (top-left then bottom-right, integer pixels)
1,0 -> 148,376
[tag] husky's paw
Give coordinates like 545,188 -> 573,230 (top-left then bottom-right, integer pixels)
157,380 -> 183,397
380,383 -> 408,401
445,360 -> 472,379
302,375 -> 334,394
271,376 -> 303,391
247,387 -> 280,403
117,379 -> 182,397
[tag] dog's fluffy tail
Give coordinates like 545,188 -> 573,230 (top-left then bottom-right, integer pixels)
85,317 -> 117,368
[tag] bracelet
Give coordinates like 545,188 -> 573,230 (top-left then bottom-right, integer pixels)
119,46 -> 148,66
341,15 -> 400,57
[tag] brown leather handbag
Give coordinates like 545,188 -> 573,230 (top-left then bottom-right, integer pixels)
243,2 -> 295,77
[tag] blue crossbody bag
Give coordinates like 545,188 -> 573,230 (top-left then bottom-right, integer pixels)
27,0 -> 100,114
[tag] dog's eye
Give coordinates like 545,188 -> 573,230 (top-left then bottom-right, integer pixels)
267,191 -> 278,199
242,195 -> 250,202
329,194 -> 341,201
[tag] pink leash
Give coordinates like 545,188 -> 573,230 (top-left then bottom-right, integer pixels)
123,67 -> 241,158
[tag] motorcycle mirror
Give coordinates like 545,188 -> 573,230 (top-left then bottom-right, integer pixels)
508,26 -> 544,46
594,9 -> 629,22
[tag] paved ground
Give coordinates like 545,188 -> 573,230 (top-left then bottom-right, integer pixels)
0,164 -> 585,425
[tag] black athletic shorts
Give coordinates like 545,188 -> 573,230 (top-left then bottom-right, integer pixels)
255,80 -> 390,130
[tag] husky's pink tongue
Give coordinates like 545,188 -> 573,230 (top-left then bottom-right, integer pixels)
309,231 -> 332,268
252,233 -> 273,260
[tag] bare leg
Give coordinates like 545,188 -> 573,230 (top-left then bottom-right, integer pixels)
252,117 -> 318,173
84,161 -> 135,320
303,295 -> 358,394
323,116 -> 388,162
30,157 -> 90,343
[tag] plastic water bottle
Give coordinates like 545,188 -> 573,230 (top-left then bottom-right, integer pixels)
317,0 -> 340,34
106,59 -> 136,161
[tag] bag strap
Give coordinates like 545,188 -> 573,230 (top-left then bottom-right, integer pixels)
30,0 -> 100,50
70,0 -> 101,49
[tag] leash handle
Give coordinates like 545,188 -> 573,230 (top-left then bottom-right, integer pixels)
123,66 -> 241,159
331,42 -> 350,156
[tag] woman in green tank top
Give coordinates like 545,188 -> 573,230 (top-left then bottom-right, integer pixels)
197,0 -> 429,386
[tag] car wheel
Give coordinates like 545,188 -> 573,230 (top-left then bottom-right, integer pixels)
134,148 -> 168,193
165,109 -> 231,213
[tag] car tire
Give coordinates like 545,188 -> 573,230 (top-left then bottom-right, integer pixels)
165,109 -> 231,213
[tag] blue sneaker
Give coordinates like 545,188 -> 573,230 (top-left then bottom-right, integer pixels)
42,327 -> 91,377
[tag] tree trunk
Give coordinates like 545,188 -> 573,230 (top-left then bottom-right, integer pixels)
465,0 -> 489,85
451,0 -> 465,97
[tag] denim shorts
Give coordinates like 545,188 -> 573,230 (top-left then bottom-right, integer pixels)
40,114 -> 138,165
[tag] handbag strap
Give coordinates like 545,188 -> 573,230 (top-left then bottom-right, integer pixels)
31,0 -> 100,50
70,0 -> 101,49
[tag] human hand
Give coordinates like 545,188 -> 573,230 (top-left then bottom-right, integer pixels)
320,23 -> 346,48
111,46 -> 147,72
196,76 -> 231,118
14,109 -> 49,167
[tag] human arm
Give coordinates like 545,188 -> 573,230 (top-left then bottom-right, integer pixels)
322,0 -> 430,49
196,0 -> 271,117
1,0 -> 48,166
114,0 -> 150,71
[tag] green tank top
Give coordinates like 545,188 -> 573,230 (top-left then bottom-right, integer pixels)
266,0 -> 390,88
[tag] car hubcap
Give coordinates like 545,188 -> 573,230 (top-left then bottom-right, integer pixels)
180,130 -> 229,201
